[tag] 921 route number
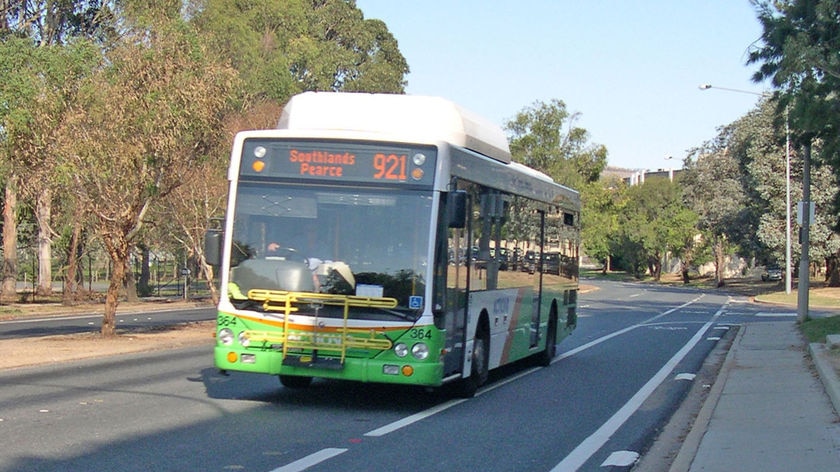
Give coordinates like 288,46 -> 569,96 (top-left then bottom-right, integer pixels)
373,153 -> 407,180
409,328 -> 433,339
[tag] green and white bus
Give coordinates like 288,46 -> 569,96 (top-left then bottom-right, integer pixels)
208,92 -> 580,396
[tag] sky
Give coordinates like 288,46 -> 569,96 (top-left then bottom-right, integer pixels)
354,0 -> 767,171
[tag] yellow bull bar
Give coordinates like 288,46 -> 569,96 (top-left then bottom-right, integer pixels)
245,289 -> 398,364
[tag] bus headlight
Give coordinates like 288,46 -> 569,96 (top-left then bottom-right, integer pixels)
218,328 -> 234,346
411,343 -> 429,360
394,343 -> 408,358
238,331 -> 250,347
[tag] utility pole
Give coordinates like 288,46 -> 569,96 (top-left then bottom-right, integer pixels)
797,140 -> 811,322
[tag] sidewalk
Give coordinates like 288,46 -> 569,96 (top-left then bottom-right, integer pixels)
669,321 -> 840,471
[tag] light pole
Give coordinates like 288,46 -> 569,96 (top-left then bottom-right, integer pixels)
699,84 -> 792,295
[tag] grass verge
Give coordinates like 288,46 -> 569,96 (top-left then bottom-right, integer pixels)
801,316 -> 840,343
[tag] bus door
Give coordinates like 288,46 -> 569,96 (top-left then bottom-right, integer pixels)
529,210 -> 546,348
438,190 -> 470,378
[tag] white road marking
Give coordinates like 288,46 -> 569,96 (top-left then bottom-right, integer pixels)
268,448 -> 347,472
675,373 -> 696,381
364,399 -> 467,437
0,314 -> 100,324
551,304 -> 725,471
268,294 -> 721,472
601,450 -> 640,467
556,294 -> 706,362
755,312 -> 797,317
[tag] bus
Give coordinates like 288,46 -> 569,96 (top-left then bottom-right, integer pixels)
207,92 -> 580,397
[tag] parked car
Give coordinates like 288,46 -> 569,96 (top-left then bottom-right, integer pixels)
542,252 -> 561,275
761,265 -> 782,282
521,250 -> 537,273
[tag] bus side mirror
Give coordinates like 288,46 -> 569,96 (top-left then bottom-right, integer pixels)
205,229 -> 222,266
447,191 -> 467,228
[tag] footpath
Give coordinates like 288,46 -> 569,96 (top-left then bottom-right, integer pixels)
662,320 -> 840,471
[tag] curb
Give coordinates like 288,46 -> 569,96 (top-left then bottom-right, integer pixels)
809,342 -> 840,415
667,324 -> 744,472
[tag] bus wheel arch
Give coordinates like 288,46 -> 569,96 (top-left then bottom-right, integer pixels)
535,301 -> 558,367
472,312 -> 490,386
454,311 -> 490,398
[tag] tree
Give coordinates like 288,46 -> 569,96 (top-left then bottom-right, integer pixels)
190,0 -> 408,101
57,17 -> 237,336
750,0 -> 840,153
0,1 -> 113,45
724,97 -> 840,280
682,136 -> 749,287
615,177 -> 698,281
749,0 -> 840,292
179,0 -> 409,300
0,36 -> 98,300
506,99 -> 607,189
581,179 -> 626,273
1,1 -> 112,302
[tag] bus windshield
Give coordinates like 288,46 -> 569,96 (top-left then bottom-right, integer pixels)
227,182 -> 432,321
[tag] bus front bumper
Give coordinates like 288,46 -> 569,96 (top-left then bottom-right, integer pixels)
214,346 -> 444,387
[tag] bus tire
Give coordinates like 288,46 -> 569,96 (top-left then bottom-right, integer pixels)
279,375 -> 313,389
455,327 -> 489,398
535,309 -> 557,367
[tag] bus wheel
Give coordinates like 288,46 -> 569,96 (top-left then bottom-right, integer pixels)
473,332 -> 489,385
535,312 -> 557,367
455,331 -> 489,398
279,375 -> 313,389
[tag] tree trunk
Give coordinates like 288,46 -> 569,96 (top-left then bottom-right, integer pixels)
714,236 -> 725,287
124,266 -> 138,302
36,188 -> 52,296
63,218 -> 83,305
101,233 -> 131,337
2,178 -> 18,303
200,259 -> 219,306
650,254 -> 662,281
827,254 -> 840,287
138,244 -> 151,297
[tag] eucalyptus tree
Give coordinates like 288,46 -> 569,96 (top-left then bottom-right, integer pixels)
725,97 -> 840,281
506,99 -> 607,190
57,16 -> 237,336
682,134 -> 749,287
615,177 -> 698,281
0,36 -> 99,300
0,1 -> 111,302
581,178 -> 627,273
505,99 -> 606,254
190,0 -> 408,101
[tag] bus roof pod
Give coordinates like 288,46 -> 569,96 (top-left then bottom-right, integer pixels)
277,92 -> 512,164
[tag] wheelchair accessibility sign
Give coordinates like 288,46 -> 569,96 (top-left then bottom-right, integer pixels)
409,296 -> 423,310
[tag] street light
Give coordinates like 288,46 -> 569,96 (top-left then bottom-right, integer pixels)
699,83 -> 793,295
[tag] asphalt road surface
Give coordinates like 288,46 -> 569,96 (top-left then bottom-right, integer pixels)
0,305 -> 216,339
0,279 -> 801,471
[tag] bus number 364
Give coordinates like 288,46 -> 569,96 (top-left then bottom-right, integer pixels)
409,328 -> 433,339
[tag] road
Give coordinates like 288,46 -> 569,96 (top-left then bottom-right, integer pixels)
0,279 -> 802,471
0,305 -> 215,339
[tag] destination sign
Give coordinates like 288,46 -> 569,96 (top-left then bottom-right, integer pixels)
240,139 -> 436,186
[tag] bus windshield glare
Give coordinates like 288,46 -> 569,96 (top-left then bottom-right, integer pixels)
227,182 -> 432,321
